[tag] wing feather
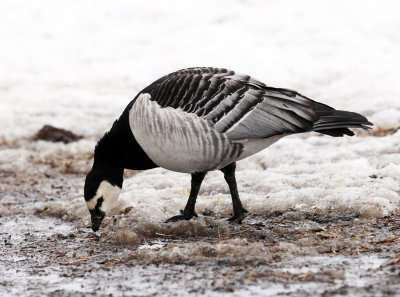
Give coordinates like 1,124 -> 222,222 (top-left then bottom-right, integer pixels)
137,67 -> 372,141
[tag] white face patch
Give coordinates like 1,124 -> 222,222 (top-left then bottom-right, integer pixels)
86,180 -> 121,213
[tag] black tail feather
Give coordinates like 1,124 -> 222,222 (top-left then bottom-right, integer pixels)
310,102 -> 373,137
315,128 -> 354,137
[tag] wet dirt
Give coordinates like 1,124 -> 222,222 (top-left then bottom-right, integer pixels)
1,160 -> 400,296
34,125 -> 83,144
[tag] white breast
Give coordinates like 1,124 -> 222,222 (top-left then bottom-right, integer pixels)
129,93 -> 242,173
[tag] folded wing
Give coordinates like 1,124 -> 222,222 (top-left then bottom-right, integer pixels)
139,67 -> 372,140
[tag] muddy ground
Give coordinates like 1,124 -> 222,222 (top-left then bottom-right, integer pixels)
1,165 -> 400,297
1,131 -> 400,297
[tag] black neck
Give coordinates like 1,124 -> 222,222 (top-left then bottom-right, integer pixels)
93,101 -> 158,172
91,160 -> 124,188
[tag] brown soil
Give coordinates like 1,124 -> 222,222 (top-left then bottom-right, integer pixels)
1,169 -> 400,297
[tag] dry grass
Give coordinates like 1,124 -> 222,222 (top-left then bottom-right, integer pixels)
358,126 -> 400,137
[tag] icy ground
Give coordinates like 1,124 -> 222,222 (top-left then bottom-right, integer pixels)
1,0 -> 400,296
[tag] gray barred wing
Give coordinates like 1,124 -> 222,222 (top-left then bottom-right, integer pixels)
138,67 -> 370,140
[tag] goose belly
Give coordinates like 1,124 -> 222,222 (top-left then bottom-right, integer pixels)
129,94 -> 242,173
234,135 -> 285,161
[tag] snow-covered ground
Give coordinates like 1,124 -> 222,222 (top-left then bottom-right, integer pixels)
1,0 -> 400,139
1,1 -> 400,296
1,0 -> 399,218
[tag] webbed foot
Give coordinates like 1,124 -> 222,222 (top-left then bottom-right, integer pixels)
164,209 -> 198,223
227,207 -> 248,224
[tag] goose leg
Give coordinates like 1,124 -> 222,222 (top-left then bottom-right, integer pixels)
221,162 -> 248,223
165,172 -> 206,223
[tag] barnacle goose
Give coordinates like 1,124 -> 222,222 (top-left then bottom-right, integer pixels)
84,67 -> 372,231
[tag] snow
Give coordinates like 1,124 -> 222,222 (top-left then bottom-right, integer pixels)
1,0 -> 400,224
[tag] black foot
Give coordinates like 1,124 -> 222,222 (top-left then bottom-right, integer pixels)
227,207 -> 248,224
164,209 -> 198,223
